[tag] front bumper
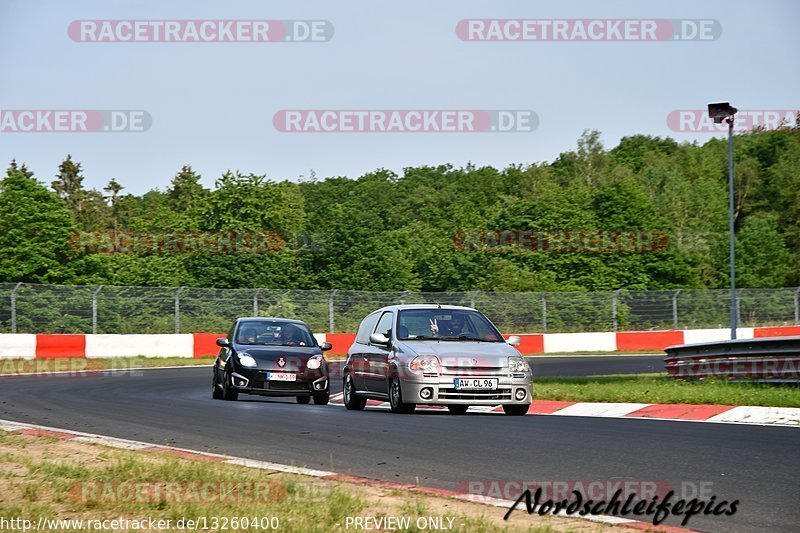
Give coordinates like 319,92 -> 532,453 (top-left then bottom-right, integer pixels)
401,374 -> 532,405
229,368 -> 329,396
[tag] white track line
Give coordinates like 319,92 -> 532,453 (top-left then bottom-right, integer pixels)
0,417 -> 688,532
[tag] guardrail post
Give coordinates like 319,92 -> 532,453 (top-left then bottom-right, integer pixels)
329,289 -> 338,333
672,289 -> 682,330
399,290 -> 409,305
92,285 -> 103,334
10,282 -> 22,333
612,289 -> 620,332
174,287 -> 186,334
541,293 -> 548,333
794,287 -> 800,325
253,288 -> 261,317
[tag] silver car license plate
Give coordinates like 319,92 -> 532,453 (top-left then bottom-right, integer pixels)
453,378 -> 497,390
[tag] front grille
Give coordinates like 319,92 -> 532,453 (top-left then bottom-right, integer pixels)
437,388 -> 512,401
253,381 -> 309,391
440,367 -> 507,376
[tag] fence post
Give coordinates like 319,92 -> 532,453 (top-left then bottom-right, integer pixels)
794,287 -> 800,325
612,289 -> 620,332
672,289 -> 682,330
10,282 -> 22,333
174,287 -> 186,334
735,290 -> 741,328
470,291 -> 479,308
253,288 -> 261,317
92,285 -> 103,334
400,290 -> 409,305
541,293 -> 547,333
329,289 -> 338,334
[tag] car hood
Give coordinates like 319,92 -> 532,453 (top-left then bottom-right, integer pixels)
234,345 -> 322,371
399,340 -> 519,367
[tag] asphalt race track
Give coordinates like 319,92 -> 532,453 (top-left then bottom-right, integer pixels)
2,365 -> 798,532
326,354 -> 666,386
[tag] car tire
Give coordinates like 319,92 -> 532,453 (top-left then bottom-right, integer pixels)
313,392 -> 330,405
222,368 -> 239,401
343,374 -> 366,411
502,404 -> 530,416
447,405 -> 469,415
212,370 -> 223,400
389,374 -> 415,414
296,395 -> 311,404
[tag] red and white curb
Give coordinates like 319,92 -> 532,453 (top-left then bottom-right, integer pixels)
0,418 -> 692,532
2,326 -> 799,359
329,393 -> 800,427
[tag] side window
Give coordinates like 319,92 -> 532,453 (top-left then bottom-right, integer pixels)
355,312 -> 381,345
373,312 -> 394,339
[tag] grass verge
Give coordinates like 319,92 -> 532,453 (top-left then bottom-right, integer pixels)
0,430 -> 616,532
534,373 -> 800,408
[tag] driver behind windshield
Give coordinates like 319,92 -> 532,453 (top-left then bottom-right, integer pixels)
444,315 -> 468,337
281,324 -> 307,346
238,327 -> 257,344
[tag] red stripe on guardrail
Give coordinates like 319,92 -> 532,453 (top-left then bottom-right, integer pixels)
506,333 -> 544,354
616,330 -> 684,351
754,326 -> 800,337
193,333 -> 222,358
326,333 -> 356,355
35,334 -> 85,359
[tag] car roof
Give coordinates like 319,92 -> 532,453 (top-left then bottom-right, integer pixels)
368,304 -> 477,314
235,317 -> 308,325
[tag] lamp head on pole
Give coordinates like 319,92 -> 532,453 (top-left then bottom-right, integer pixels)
708,102 -> 738,124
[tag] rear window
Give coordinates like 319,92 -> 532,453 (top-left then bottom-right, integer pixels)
355,312 -> 381,344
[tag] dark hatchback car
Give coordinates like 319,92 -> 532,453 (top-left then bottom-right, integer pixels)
212,317 -> 332,404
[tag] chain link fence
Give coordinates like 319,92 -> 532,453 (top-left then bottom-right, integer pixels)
0,283 -> 798,335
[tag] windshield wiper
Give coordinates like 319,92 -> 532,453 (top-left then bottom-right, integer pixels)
404,335 -> 441,341
440,335 -> 498,342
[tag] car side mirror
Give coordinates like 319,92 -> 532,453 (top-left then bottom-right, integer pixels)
506,335 -> 521,347
369,332 -> 390,346
216,337 -> 230,347
320,341 -> 333,351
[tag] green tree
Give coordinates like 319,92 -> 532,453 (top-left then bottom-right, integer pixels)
0,162 -> 75,282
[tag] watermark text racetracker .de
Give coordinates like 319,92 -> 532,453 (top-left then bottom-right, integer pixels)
454,229 -> 670,253
457,19 -> 721,41
68,20 -> 333,42
273,110 -> 538,133
0,358 -> 144,378
667,109 -> 799,133
0,110 -> 151,133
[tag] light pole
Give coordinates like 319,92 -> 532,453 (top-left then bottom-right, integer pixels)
708,102 -> 738,340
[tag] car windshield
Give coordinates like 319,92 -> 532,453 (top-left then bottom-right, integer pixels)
397,309 -> 504,342
235,320 -> 316,346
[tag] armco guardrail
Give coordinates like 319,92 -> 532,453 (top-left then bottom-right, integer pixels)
664,336 -> 800,381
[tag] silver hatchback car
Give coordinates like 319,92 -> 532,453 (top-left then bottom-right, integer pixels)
342,305 -> 532,415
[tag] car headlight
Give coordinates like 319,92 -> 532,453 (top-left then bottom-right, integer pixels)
238,354 -> 257,367
307,354 -> 324,370
508,357 -> 530,373
409,355 -> 440,374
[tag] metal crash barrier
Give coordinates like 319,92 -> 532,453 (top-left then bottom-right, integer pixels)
665,336 -> 800,381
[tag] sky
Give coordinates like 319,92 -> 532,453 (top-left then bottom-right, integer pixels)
0,0 -> 798,194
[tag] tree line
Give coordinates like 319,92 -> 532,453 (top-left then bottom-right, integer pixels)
1,128 -> 798,292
